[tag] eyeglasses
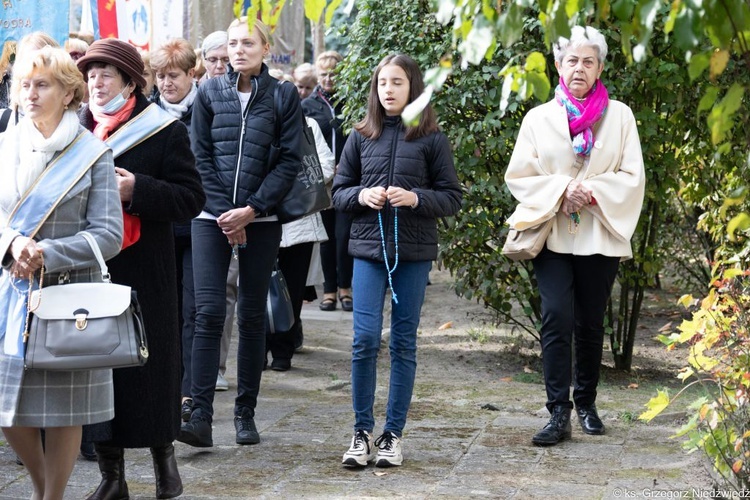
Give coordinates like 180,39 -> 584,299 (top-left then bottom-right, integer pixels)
205,57 -> 230,65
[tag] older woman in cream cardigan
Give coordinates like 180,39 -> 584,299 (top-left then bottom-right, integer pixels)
504,26 -> 645,446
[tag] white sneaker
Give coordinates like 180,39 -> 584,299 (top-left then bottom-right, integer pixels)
215,373 -> 229,391
342,430 -> 376,467
374,431 -> 403,467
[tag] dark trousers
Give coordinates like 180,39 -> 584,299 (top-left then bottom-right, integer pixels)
533,247 -> 620,413
320,208 -> 353,294
175,235 -> 196,397
190,219 -> 281,420
266,242 -> 314,361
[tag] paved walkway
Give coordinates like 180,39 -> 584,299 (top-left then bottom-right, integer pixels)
0,275 -> 714,499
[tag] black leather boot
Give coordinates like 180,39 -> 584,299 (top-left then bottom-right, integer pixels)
86,444 -> 129,500
576,404 -> 605,435
150,443 -> 183,499
532,406 -> 572,446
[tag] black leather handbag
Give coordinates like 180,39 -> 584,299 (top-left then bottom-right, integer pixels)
24,232 -> 149,370
268,81 -> 331,224
266,264 -> 294,334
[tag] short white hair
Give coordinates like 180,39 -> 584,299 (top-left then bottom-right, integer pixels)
553,26 -> 608,64
201,31 -> 227,58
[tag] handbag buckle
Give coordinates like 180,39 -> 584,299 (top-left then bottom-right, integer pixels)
73,308 -> 89,331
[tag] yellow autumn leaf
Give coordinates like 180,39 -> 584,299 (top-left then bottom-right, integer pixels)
689,343 -> 719,371
699,403 -> 710,420
640,389 -> 670,421
723,268 -> 745,280
261,0 -> 287,32
324,0 -> 344,25
677,294 -> 694,308
304,0 -> 327,22
709,49 -> 730,80
438,321 -> 453,330
677,367 -> 694,381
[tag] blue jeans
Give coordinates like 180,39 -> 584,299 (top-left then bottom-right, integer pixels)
351,257 -> 431,437
190,218 -> 281,421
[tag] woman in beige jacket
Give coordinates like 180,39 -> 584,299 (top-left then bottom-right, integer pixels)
505,26 -> 645,446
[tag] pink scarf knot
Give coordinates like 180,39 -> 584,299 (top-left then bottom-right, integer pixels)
555,78 -> 609,157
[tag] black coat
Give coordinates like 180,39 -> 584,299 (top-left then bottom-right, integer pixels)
191,64 -> 301,217
301,86 -> 346,163
80,93 -> 206,448
332,117 -> 462,262
155,93 -> 195,239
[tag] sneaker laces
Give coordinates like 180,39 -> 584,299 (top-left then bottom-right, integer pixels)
352,429 -> 370,451
235,414 -> 254,432
374,431 -> 396,451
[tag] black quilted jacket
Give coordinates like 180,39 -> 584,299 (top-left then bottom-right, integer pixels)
332,117 -> 462,262
190,64 -> 302,217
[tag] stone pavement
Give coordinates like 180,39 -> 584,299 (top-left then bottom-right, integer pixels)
0,274 -> 714,499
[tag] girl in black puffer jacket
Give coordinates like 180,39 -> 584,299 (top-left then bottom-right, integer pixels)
333,54 -> 462,468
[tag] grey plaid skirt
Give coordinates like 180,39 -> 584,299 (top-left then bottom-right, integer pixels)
0,352 -> 114,427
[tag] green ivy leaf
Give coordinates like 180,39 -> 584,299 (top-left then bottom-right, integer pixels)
524,51 -> 546,73
698,86 -> 720,112
688,52 -> 710,81
727,213 -> 750,241
672,6 -> 699,49
612,0 -> 634,20
526,72 -> 551,101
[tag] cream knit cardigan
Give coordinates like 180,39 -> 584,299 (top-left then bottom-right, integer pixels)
504,99 -> 645,260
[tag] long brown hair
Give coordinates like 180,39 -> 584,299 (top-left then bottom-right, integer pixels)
354,54 -> 438,141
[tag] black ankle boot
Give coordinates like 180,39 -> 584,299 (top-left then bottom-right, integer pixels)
532,406 -> 572,446
150,443 -> 183,499
576,404 -> 605,435
86,444 -> 129,500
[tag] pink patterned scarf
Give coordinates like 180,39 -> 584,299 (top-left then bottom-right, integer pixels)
554,78 -> 609,157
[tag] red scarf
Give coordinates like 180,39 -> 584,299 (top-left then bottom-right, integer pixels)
91,95 -> 141,250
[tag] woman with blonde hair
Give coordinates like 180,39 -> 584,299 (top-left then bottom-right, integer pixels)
64,37 -> 89,62
0,46 -> 122,499
1,33 -> 60,128
179,17 -> 302,448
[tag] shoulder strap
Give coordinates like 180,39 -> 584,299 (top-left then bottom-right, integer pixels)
106,103 -> 176,158
0,108 -> 11,133
272,80 -> 284,148
80,231 -> 111,283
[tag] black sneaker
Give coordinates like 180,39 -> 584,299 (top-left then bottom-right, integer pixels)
271,358 -> 291,371
235,411 -> 260,445
177,412 -> 213,448
181,399 -> 193,423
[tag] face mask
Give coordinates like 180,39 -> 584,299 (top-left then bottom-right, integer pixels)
91,86 -> 129,115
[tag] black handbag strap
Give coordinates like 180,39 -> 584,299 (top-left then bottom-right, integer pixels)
0,108 -> 12,133
271,80 -> 284,149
